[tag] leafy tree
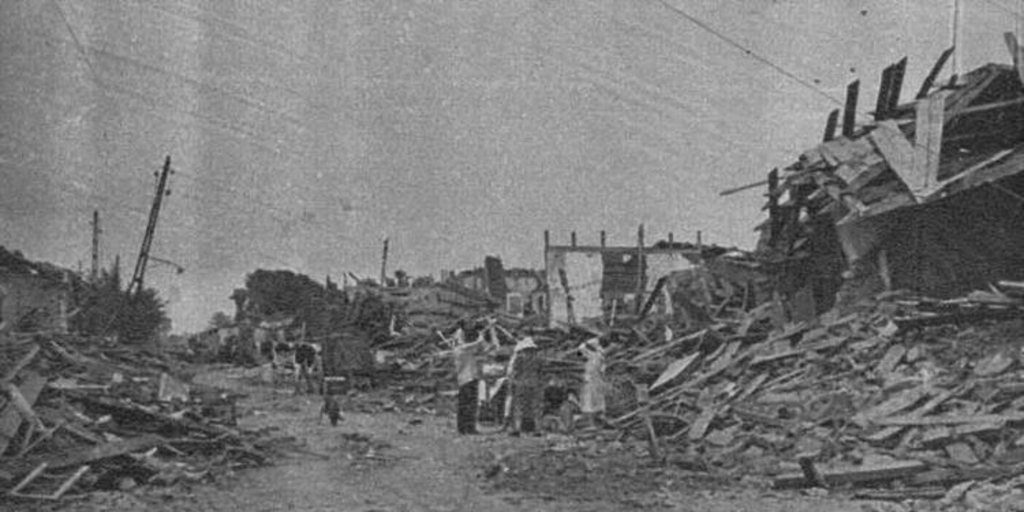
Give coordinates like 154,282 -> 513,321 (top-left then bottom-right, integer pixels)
208,311 -> 234,329
244,269 -> 332,337
70,261 -> 168,343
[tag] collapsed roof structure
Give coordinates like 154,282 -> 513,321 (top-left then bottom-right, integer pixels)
757,35 -> 1024,320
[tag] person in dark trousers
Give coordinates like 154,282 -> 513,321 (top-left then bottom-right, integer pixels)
453,328 -> 489,435
509,336 -> 543,436
295,343 -> 318,395
320,393 -> 342,426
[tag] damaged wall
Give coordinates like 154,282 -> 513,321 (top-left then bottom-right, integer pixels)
880,171 -> 1024,297
0,271 -> 68,333
545,245 -> 697,325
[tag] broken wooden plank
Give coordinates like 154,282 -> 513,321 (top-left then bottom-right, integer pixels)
1,344 -> 40,384
750,335 -> 846,366
0,371 -> 46,457
913,91 -> 946,194
842,80 -> 860,138
874,412 -> 1024,427
870,121 -> 922,199
773,460 -> 928,489
688,405 -> 719,441
944,442 -> 980,465
886,57 -> 907,114
853,386 -> 932,427
1005,32 -> 1024,85
649,352 -> 700,391
875,344 -> 906,376
823,109 -> 839,142
9,434 -> 166,479
916,47 -> 954,99
875,64 -> 896,120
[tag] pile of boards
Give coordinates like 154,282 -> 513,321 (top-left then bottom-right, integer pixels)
605,288 -> 1024,500
0,333 -> 285,501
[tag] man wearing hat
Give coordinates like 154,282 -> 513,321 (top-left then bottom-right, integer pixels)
453,327 -> 489,435
509,336 -> 543,436
579,337 -> 607,429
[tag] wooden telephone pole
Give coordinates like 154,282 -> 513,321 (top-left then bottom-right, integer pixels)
128,156 -> 172,296
379,237 -> 389,287
90,210 -> 101,283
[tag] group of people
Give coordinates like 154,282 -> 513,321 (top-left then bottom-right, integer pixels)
260,340 -> 323,394
453,324 -> 608,436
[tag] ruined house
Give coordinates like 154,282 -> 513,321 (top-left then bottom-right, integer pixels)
0,247 -> 71,334
450,259 -> 546,316
758,39 -> 1024,319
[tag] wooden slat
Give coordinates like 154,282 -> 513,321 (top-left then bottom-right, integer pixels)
887,57 -> 908,114
1005,32 -> 1024,85
843,80 -> 860,138
916,47 -> 954,99
869,121 -> 921,199
913,92 -> 947,192
875,64 -> 895,120
823,109 -> 839,142
0,371 -> 46,456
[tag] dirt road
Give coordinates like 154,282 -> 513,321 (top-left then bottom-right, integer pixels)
39,368 -> 883,512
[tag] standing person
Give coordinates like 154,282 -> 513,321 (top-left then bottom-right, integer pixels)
453,327 -> 489,435
295,343 -> 317,395
509,336 -> 543,436
578,337 -> 607,428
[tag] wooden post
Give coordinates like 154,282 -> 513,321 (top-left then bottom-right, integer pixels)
842,80 -> 860,138
635,224 -> 645,313
379,237 -> 389,287
636,384 -> 661,464
875,64 -> 895,120
668,232 -> 674,245
823,109 -> 840,142
917,47 -> 955,99
768,169 -> 780,240
571,231 -> 577,247
887,57 -> 908,113
90,210 -> 100,283
600,230 -> 606,248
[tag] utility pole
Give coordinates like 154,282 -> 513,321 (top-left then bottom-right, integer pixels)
129,156 -> 172,296
950,0 -> 963,84
90,210 -> 101,283
379,237 -> 389,287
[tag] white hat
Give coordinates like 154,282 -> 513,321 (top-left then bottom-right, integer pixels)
579,337 -> 602,352
514,336 -> 537,352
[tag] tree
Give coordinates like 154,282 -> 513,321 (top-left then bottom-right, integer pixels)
244,269 -> 332,337
70,261 -> 168,343
208,311 -> 233,330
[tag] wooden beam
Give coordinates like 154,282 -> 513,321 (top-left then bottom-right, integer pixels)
767,169 -> 780,239
823,109 -> 839,142
875,64 -> 895,120
720,179 -> 769,196
916,47 -> 954,99
842,80 -> 860,138
886,57 -> 908,114
0,371 -> 46,457
869,120 -> 921,199
1005,32 -> 1024,86
914,91 -> 947,194
774,460 -> 928,489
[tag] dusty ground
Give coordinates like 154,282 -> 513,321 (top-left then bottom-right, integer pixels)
22,366 -> 893,512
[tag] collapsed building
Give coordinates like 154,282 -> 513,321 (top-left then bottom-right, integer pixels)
543,230 -> 766,328
0,247 -> 74,334
758,39 -> 1024,320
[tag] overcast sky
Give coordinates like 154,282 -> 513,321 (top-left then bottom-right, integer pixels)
1,0 -> 1020,333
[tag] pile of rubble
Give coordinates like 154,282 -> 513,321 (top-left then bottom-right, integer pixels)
0,332 -> 294,502
605,286 -> 1024,500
